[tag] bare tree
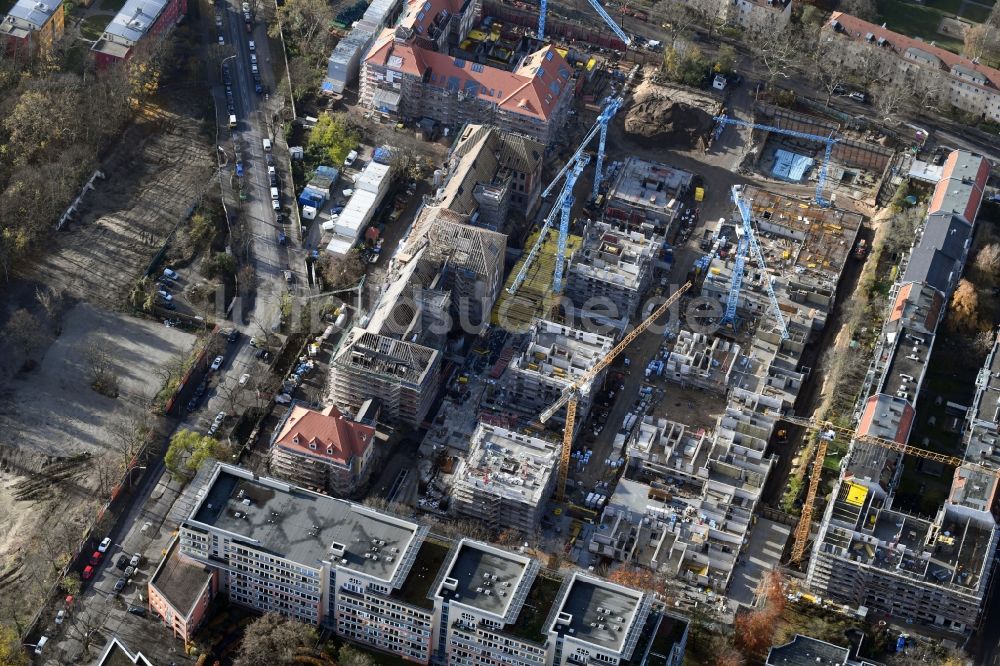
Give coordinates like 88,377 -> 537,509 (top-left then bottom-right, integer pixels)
86,342 -> 120,398
846,41 -> 895,90
108,408 -> 153,470
873,80 -> 911,123
754,30 -> 800,88
4,308 -> 43,359
807,37 -> 849,106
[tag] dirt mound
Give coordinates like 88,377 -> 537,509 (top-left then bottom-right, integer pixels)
624,93 -> 714,150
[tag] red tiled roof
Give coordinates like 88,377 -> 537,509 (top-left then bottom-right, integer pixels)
888,282 -> 944,331
857,394 -> 915,445
274,405 -> 375,465
365,31 -> 572,121
828,12 -> 1000,92
929,151 -> 991,221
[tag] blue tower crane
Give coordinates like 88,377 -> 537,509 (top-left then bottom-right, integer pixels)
507,154 -> 590,295
720,235 -> 748,327
553,153 -> 590,294
730,185 -> 789,339
713,114 -> 838,207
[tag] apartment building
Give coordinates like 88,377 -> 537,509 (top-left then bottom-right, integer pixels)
330,328 -> 441,427
965,332 -> 1000,467
564,220 -> 662,328
173,465 -> 686,664
723,0 -> 791,34
806,151 -> 998,635
766,634 -> 878,666
0,0 -> 63,56
148,537 -> 216,644
504,319 -> 614,427
826,12 -> 1000,122
450,424 -> 558,532
94,637 -> 153,666
435,124 -> 546,230
431,539 -> 667,666
360,0 -> 574,144
91,0 -> 186,68
178,463 -> 437,662
268,403 -> 378,497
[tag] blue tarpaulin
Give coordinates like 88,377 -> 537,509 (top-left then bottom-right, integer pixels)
772,149 -> 814,182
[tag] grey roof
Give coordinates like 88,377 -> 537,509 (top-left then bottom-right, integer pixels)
189,467 -> 422,584
150,538 -> 214,620
921,212 -> 970,260
902,246 -> 957,293
3,0 -> 61,29
766,634 -> 850,665
548,573 -> 647,654
435,540 -> 537,621
952,63 -> 988,84
99,0 -> 169,45
905,46 -> 940,64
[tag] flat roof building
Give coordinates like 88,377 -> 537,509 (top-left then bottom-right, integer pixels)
91,0 -> 185,67
148,537 -> 216,645
451,424 -> 558,532
0,0 -> 64,56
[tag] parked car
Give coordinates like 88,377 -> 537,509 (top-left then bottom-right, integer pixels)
82,566 -> 94,580
226,329 -> 240,344
213,411 -> 226,425
89,551 -> 102,566
129,553 -> 141,568
248,40 -> 256,51
55,610 -> 66,625
186,398 -> 199,413
124,565 -> 135,578
157,290 -> 172,302
127,606 -> 147,618
210,355 -> 224,371
98,537 -> 112,553
848,91 -> 868,103
113,578 -> 127,594
239,373 -> 251,386
162,268 -> 179,281
116,554 -> 129,571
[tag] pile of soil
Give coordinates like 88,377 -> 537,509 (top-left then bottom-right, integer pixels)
623,93 -> 714,150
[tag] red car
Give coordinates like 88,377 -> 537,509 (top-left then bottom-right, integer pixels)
89,551 -> 102,566
82,566 -> 94,580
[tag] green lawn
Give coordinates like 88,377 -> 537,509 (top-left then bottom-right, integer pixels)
960,2 -> 993,22
876,0 -> 966,53
80,13 -> 110,40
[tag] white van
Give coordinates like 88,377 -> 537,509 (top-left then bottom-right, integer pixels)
35,636 -> 48,654
262,138 -> 272,152
228,114 -> 237,129
270,186 -> 279,201
344,149 -> 358,167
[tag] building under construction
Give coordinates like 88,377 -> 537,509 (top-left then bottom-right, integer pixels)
700,187 -> 862,333
605,157 -> 692,230
493,228 -> 583,332
329,328 -> 441,427
563,219 -> 661,328
504,318 -> 613,427
450,423 -> 558,532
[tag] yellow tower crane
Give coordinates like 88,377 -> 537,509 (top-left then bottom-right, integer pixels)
539,282 -> 692,502
781,414 -> 991,564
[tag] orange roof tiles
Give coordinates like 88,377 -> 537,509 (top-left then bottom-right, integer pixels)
857,394 -> 915,445
365,31 -> 572,121
888,282 -> 944,332
928,151 -> 991,222
274,405 -> 375,466
829,12 -> 1000,92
